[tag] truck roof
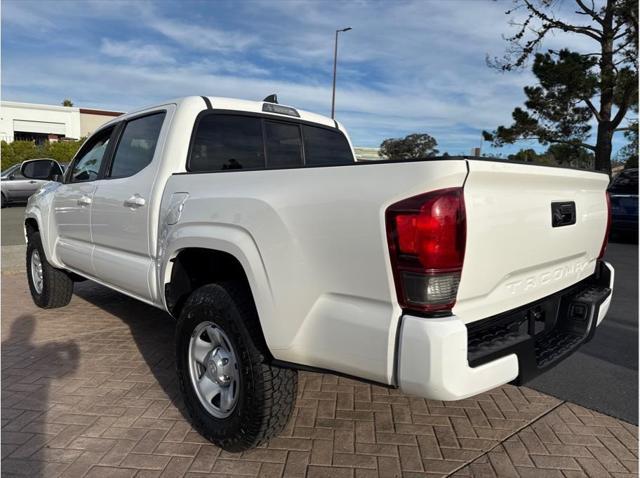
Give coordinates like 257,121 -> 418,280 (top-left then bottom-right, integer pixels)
119,96 -> 340,130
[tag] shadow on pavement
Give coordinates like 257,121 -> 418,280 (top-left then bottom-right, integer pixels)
1,315 -> 80,477
72,282 -> 187,418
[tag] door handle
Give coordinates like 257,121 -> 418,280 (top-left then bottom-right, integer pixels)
29,180 -> 37,184
124,194 -> 146,208
77,195 -> 92,207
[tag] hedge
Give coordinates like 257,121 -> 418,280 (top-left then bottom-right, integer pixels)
1,139 -> 85,172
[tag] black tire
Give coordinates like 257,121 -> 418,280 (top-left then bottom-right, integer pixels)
176,282 -> 297,452
1,193 -> 6,208
26,232 -> 74,308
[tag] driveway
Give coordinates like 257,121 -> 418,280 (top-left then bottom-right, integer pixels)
2,205 -> 637,424
1,205 -> 638,476
1,274 -> 637,477
1,204 -> 26,246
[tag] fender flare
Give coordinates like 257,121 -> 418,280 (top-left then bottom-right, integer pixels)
158,223 -> 278,348
24,208 -> 61,268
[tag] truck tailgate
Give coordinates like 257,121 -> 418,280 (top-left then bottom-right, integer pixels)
453,160 -> 610,324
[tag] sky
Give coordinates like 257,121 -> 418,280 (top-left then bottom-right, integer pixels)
1,0 -> 632,156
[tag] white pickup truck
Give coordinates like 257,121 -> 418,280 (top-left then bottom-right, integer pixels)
22,96 -> 614,451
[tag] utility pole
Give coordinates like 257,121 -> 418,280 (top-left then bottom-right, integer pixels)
331,27 -> 352,119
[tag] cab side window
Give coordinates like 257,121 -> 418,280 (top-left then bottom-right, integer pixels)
108,112 -> 166,179
302,125 -> 354,166
70,126 -> 114,183
189,115 -> 264,172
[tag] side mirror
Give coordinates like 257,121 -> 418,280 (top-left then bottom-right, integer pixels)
8,174 -> 15,180
20,159 -> 64,182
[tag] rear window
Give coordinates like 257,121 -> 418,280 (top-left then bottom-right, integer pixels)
609,169 -> 638,195
265,121 -> 303,168
190,115 -> 264,171
302,125 -> 353,166
188,113 -> 353,172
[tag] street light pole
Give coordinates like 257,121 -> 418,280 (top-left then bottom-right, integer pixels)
331,27 -> 352,119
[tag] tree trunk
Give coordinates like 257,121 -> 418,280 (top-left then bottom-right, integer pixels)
596,1 -> 616,174
594,121 -> 613,172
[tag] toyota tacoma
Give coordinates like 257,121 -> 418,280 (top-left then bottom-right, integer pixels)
22,96 -> 614,451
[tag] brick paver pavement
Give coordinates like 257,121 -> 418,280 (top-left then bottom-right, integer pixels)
1,272 -> 637,477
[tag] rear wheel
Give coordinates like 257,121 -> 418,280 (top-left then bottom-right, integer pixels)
176,282 -> 297,452
26,232 -> 74,308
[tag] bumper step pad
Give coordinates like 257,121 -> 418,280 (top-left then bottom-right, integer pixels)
535,331 -> 584,368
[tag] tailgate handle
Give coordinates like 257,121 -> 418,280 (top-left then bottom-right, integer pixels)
551,201 -> 576,227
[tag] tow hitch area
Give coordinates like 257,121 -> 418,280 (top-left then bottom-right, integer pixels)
466,262 -> 611,384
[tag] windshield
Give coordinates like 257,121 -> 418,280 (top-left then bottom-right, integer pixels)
1,164 -> 20,178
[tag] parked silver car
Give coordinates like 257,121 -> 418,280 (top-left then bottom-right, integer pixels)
1,159 -> 63,207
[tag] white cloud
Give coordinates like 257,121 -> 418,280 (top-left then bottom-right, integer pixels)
100,39 -> 175,64
2,0 -> 55,30
148,17 -> 256,53
2,0 -> 629,155
2,52 -> 527,151
191,58 -> 271,77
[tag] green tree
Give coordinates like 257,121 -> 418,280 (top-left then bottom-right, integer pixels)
508,148 -> 556,165
626,154 -> 638,168
61,99 -> 74,107
484,0 -> 638,173
1,141 -> 40,170
43,140 -> 83,164
616,116 -> 638,167
508,148 -> 543,162
1,139 -> 84,171
379,133 -> 439,160
546,143 -> 595,168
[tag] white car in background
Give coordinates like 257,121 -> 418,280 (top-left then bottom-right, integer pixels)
1,159 -> 63,207
21,96 -> 614,451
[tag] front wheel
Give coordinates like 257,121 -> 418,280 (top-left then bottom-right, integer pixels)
26,232 -> 74,308
176,282 -> 297,452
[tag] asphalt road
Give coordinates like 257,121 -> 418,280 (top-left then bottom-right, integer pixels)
529,237 -> 639,424
1,205 -> 638,423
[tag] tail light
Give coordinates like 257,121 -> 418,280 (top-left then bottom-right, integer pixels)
598,191 -> 611,260
386,188 -> 466,314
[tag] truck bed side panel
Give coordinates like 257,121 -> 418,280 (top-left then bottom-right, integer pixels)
160,160 -> 468,383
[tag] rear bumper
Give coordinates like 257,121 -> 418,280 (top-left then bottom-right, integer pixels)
397,261 -> 614,401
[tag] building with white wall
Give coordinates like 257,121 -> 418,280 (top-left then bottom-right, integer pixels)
0,101 -> 122,144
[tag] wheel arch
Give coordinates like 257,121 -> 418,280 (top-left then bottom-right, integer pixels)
162,236 -> 276,353
24,214 -> 58,267
24,191 -> 63,268
24,216 -> 39,240
165,248 -> 251,315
